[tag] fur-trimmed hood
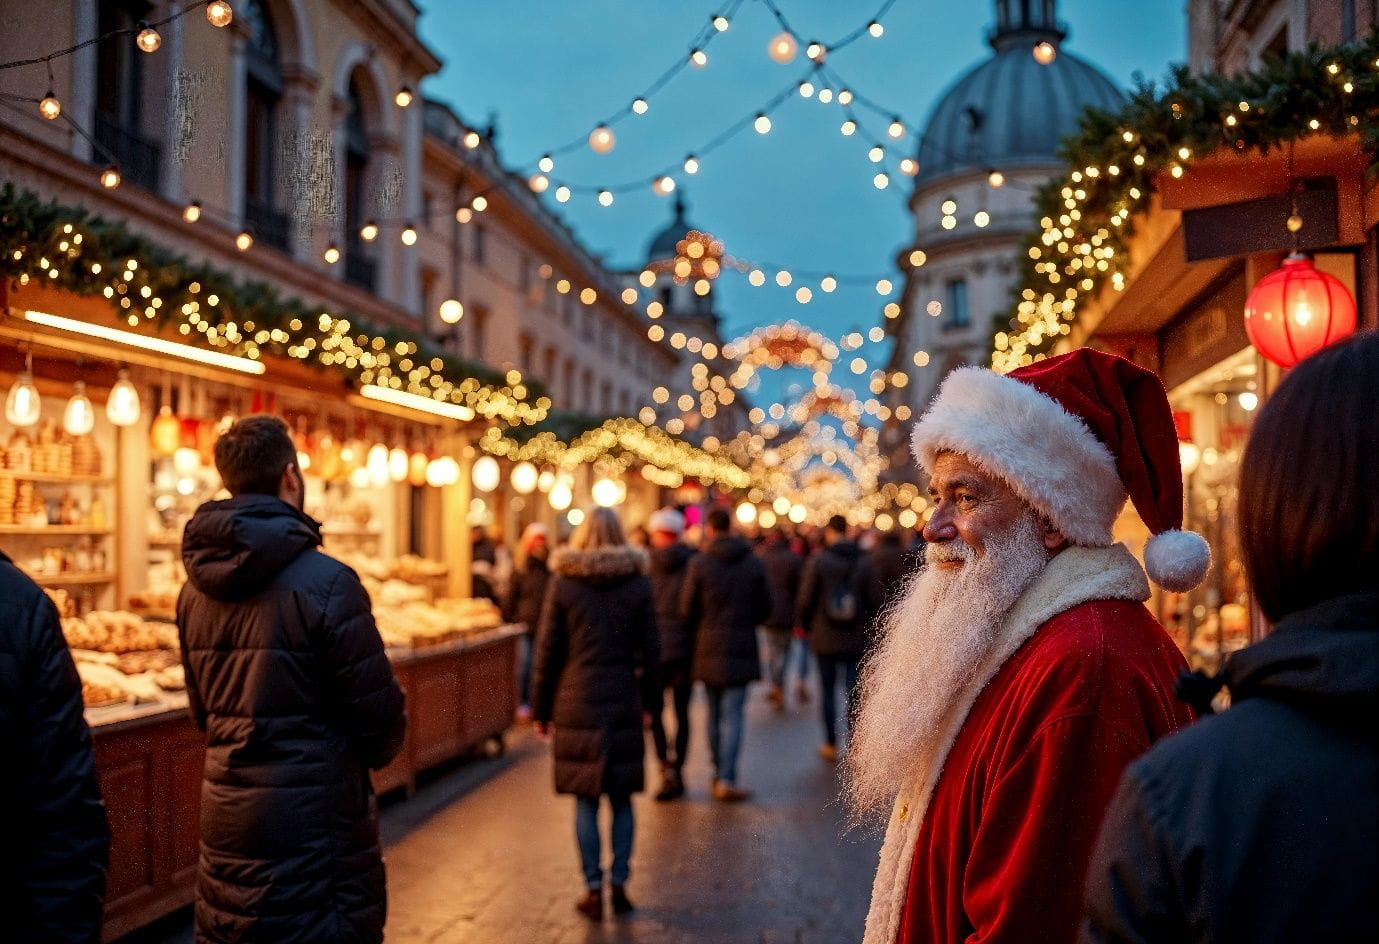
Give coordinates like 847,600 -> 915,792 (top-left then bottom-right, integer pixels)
550,545 -> 648,582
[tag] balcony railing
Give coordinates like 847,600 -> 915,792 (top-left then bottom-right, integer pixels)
244,196 -> 290,253
93,113 -> 160,192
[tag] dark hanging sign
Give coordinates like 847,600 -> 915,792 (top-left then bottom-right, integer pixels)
1181,178 -> 1340,262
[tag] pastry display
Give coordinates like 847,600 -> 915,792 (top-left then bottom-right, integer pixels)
61,610 -> 178,653
373,597 -> 504,649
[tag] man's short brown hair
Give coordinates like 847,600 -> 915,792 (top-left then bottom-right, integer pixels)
214,415 -> 296,496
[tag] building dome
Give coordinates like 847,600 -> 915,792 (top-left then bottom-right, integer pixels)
646,194 -> 696,261
915,3 -> 1122,185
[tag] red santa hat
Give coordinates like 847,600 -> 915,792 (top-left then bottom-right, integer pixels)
911,348 -> 1210,591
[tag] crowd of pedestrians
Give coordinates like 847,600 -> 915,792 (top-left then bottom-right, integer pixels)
1,337 -> 1374,943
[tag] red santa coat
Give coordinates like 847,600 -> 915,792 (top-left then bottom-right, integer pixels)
863,544 -> 1193,944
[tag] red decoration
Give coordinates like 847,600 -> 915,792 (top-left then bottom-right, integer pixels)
1244,254 -> 1357,368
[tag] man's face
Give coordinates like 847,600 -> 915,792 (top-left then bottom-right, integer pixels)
924,452 -> 1038,567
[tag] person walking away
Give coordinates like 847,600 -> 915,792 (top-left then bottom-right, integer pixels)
1,553 -> 109,944
797,515 -> 880,762
869,528 -> 913,618
532,507 -> 659,920
849,349 -> 1200,944
759,528 -> 805,711
178,416 -> 406,944
470,524 -> 500,601
1081,332 -> 1379,944
646,508 -> 696,801
680,507 -> 770,801
505,522 -> 551,722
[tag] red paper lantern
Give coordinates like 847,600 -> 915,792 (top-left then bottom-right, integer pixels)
1244,254 -> 1357,368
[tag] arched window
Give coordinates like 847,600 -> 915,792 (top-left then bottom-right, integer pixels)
242,0 -> 288,249
343,76 -> 376,291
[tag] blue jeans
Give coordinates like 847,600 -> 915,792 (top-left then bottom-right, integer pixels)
818,656 -> 860,745
575,795 -> 633,889
705,684 -> 748,785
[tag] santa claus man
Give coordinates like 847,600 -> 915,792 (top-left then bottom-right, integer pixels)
848,349 -> 1207,943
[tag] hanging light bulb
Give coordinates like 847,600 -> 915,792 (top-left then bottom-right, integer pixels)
323,243 -> 340,264
806,41 -> 826,62
888,117 -> 905,138
471,195 -> 488,212
471,454 -> 500,492
366,443 -> 390,487
528,173 -> 550,193
754,113 -> 772,134
1032,40 -> 1057,64
690,48 -> 708,68
549,477 -> 573,511
868,20 -> 884,37
235,230 -> 254,251
63,380 -> 95,436
38,91 -> 61,120
900,158 -> 919,176
712,13 -> 730,31
987,170 -> 1005,188
439,298 -> 464,324
537,469 -> 555,493
206,1 -> 234,28
589,124 -> 616,154
591,477 -> 623,507
136,23 -> 162,53
683,155 -> 700,174
388,447 -> 409,482
768,31 -> 798,63
4,354 -> 41,428
554,185 -> 571,203
359,220 -> 379,241
538,154 -> 555,173
394,86 -> 414,108
631,97 -> 649,115
400,222 -> 418,246
106,368 -> 141,426
510,461 -> 538,495
99,165 -> 121,189
653,175 -> 676,196
182,201 -> 202,222
408,450 -> 429,487
597,189 -> 614,207
798,80 -> 815,98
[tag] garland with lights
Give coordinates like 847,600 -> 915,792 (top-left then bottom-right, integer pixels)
994,33 -> 1379,373
0,184 -> 549,425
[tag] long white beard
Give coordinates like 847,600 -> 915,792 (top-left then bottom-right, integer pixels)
844,512 -> 1051,821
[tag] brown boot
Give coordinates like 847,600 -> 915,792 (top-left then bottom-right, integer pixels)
712,781 -> 752,802
768,685 -> 784,711
611,884 -> 635,915
575,888 -> 603,921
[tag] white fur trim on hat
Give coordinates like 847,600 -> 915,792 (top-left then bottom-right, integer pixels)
1143,528 -> 1211,592
910,367 -> 1126,547
648,508 -> 686,536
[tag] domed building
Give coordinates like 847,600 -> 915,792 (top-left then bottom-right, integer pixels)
884,0 -> 1122,455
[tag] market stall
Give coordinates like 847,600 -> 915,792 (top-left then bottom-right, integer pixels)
1,274 -> 525,941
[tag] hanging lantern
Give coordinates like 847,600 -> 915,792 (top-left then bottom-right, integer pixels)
471,454 -> 500,492
106,369 -> 142,427
1244,254 -> 1357,368
173,446 -> 202,477
768,31 -> 798,63
591,477 -> 624,507
388,447 -> 409,483
150,405 -> 181,456
426,455 -> 460,488
510,461 -> 538,495
588,124 -> 616,154
549,476 -> 573,511
4,355 -> 41,427
366,443 -> 390,487
62,381 -> 95,436
537,468 -> 555,493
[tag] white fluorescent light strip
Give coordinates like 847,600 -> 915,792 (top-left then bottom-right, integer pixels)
360,383 -> 476,422
21,309 -> 267,375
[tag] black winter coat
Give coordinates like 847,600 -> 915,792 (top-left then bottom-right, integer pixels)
1081,591 -> 1379,944
0,552 -> 108,944
868,539 -> 913,616
796,541 -> 880,659
649,542 -> 696,664
532,545 -> 659,798
504,555 -> 551,634
760,542 -> 804,630
178,495 -> 407,944
681,536 -> 770,688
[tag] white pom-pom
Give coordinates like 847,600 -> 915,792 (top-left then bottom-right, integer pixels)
1144,529 -> 1211,592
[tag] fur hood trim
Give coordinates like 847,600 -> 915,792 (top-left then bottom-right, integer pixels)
550,545 -> 648,580
862,543 -> 1149,944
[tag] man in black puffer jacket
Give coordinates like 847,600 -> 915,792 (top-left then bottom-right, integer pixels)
646,508 -> 696,801
0,552 -> 109,944
681,507 -> 770,802
178,417 -> 406,944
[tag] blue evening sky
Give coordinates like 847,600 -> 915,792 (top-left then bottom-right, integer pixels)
417,1 -> 1185,408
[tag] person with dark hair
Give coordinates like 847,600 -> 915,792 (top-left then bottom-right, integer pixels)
1081,332 -> 1379,944
532,507 -> 659,920
1,555 -> 109,944
797,514 -> 881,762
681,505 -> 770,801
869,527 -> 913,619
505,522 -> 552,722
178,415 -> 407,943
646,508 -> 696,801
759,527 -> 805,711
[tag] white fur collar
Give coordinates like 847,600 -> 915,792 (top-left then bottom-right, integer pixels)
861,543 -> 1149,944
550,545 -> 648,580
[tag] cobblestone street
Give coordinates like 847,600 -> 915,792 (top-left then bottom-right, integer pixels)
127,676 -> 879,944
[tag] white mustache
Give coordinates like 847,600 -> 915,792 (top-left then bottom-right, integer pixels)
926,540 -> 975,564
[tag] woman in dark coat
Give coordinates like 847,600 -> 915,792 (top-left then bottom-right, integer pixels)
532,507 -> 659,921
1081,332 -> 1379,943
179,490 -> 406,944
